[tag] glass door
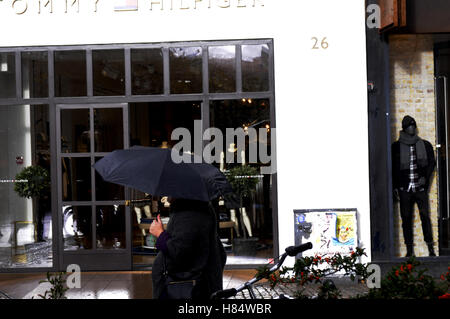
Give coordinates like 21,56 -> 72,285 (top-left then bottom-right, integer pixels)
56,103 -> 131,271
434,43 -> 450,256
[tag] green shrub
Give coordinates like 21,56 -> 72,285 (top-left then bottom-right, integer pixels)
363,257 -> 449,299
14,165 -> 50,198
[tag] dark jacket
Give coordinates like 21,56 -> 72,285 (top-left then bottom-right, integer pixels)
391,139 -> 435,191
152,201 -> 226,299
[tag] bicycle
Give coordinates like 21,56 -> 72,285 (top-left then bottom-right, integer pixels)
211,242 -> 313,299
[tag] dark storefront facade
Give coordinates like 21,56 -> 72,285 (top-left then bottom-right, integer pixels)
0,40 -> 277,271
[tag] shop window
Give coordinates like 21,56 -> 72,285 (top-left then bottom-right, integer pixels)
95,157 -> 125,201
62,205 -> 92,250
93,49 -> 125,96
0,104 -> 52,268
54,50 -> 87,97
96,206 -> 126,250
61,157 -> 92,201
241,44 -> 270,92
0,52 -> 16,98
21,51 -> 48,98
131,49 -> 164,95
208,46 -> 236,93
94,107 -> 124,152
210,99 -> 273,261
60,108 -> 90,153
129,101 -> 201,266
129,101 -> 201,148
169,47 -> 203,94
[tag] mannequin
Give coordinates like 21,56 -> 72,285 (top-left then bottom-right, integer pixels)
392,115 -> 436,257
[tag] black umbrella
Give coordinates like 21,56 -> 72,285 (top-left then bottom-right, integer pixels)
93,146 -> 233,202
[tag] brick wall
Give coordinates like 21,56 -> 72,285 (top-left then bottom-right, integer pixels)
389,34 -> 439,257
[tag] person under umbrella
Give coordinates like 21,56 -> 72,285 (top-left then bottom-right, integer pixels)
150,197 -> 227,299
94,146 -> 234,299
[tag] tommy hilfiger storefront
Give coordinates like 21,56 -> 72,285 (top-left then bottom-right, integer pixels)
0,1 -> 371,272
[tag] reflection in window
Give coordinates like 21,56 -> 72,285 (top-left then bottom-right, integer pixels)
0,52 -> 16,98
60,108 -> 90,153
129,101 -> 201,148
22,51 -> 48,98
96,206 -> 126,249
95,157 -> 124,201
61,157 -> 92,201
242,44 -> 270,92
54,50 -> 87,97
131,49 -> 164,95
170,47 -> 203,94
63,205 -> 93,250
210,99 -> 273,259
209,46 -> 236,93
94,108 -> 124,152
93,50 -> 125,96
0,105 -> 53,268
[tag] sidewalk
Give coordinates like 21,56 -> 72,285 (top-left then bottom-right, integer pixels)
0,270 -> 368,299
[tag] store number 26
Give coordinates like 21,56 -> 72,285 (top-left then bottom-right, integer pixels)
312,37 -> 329,50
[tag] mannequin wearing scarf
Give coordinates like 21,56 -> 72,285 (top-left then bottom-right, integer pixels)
392,115 -> 436,257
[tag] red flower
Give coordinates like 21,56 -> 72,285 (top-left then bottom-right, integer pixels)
439,293 -> 450,299
395,270 -> 399,276
406,264 -> 412,272
441,274 -> 446,281
400,265 -> 404,272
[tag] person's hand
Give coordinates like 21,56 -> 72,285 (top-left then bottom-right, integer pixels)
150,214 -> 164,238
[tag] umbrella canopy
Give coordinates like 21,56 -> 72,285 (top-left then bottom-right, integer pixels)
93,146 -> 233,202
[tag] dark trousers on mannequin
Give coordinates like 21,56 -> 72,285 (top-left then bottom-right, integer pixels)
398,190 -> 433,245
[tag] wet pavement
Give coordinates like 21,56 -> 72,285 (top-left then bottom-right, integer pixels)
0,270 -> 369,299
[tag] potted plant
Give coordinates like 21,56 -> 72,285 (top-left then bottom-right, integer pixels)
14,165 -> 50,242
14,165 -> 50,199
226,165 -> 260,256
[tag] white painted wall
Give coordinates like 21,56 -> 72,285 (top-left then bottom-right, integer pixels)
0,0 -> 371,261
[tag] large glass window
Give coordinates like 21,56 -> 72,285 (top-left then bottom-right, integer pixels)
129,101 -> 201,266
63,205 -> 92,250
22,51 -> 48,98
96,205 -> 126,250
0,40 -> 275,271
93,50 -> 125,96
242,44 -> 270,92
170,47 -> 203,94
0,52 -> 16,99
54,50 -> 87,97
131,49 -> 164,95
0,105 -> 52,268
208,46 -> 236,93
129,101 -> 201,148
210,99 -> 273,263
60,108 -> 90,153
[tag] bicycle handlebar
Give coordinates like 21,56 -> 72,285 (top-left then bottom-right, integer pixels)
211,242 -> 313,299
210,288 -> 237,299
285,242 -> 313,257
